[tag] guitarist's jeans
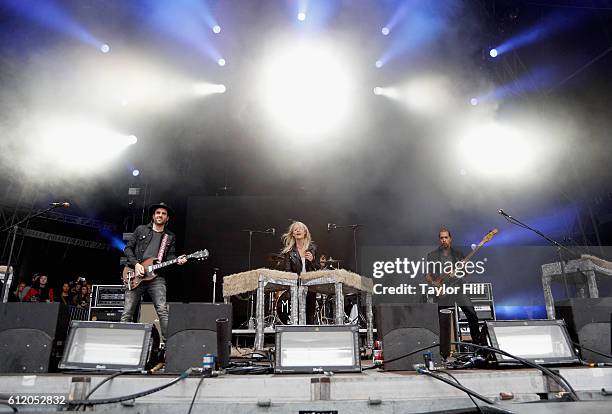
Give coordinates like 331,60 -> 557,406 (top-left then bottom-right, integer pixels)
120,276 -> 168,339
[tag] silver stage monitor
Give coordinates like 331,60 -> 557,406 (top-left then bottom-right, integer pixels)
59,321 -> 153,372
275,325 -> 361,374
486,319 -> 579,365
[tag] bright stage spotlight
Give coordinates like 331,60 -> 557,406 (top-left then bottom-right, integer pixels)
489,48 -> 498,58
381,27 -> 390,36
212,25 -> 221,34
193,83 -> 226,95
217,58 -> 226,66
100,43 -> 110,53
33,118 -> 138,172
372,86 -> 399,99
132,169 -> 140,177
470,97 -> 479,106
375,60 -> 383,68
257,41 -> 355,137
297,12 -> 306,21
458,122 -> 535,178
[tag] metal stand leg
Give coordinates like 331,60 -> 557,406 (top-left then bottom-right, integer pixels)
290,285 -> 299,325
255,275 -> 265,350
298,285 -> 308,324
585,269 -> 599,298
542,274 -> 555,319
364,292 -> 373,348
335,282 -> 344,325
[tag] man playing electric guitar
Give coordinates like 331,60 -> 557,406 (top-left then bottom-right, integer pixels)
120,202 -> 187,340
425,228 -> 482,345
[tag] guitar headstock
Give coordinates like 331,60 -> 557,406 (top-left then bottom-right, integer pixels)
482,228 -> 498,244
189,249 -> 209,261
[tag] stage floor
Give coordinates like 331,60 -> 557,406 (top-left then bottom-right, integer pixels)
0,366 -> 611,413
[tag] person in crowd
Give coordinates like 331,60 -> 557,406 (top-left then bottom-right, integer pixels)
23,274 -> 55,302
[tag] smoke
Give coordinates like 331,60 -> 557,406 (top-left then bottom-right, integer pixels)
0,0 -> 610,243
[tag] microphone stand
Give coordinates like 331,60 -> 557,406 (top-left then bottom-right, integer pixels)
329,224 -> 362,273
241,228 -> 275,329
1,204 -> 64,303
499,211 -> 581,301
211,267 -> 219,304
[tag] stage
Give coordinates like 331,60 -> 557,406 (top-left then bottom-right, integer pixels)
1,366 -> 610,413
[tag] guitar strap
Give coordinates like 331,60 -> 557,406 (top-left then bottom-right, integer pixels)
157,234 -> 170,262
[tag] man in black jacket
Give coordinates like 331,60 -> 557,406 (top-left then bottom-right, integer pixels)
120,202 -> 186,339
426,228 -> 482,344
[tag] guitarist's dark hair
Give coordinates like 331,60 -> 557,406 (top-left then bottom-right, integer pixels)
438,227 -> 452,238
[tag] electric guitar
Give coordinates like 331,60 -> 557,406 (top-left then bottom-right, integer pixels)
429,229 -> 498,290
122,249 -> 209,290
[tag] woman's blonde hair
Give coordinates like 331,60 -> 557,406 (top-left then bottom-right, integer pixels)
281,221 -> 312,254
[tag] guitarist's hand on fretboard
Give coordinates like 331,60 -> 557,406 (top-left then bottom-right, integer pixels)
177,254 -> 188,265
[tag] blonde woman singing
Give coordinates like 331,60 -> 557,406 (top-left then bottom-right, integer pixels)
281,221 -> 320,275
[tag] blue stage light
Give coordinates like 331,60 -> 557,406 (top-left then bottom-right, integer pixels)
470,97 -> 479,106
132,169 -> 140,177
489,48 -> 498,58
297,12 -> 306,21
100,43 -> 110,53
381,27 -> 390,36
218,58 -> 226,66
375,60 -> 383,68
212,25 -> 221,34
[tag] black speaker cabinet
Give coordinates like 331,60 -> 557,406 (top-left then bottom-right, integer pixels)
555,298 -> 612,363
376,303 -> 440,371
164,303 -> 232,373
0,303 -> 71,373
89,307 -> 123,322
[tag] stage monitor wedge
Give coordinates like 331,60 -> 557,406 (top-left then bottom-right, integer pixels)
0,303 -> 70,373
165,303 -> 233,373
555,298 -> 612,363
486,319 -> 579,365
376,303 -> 441,371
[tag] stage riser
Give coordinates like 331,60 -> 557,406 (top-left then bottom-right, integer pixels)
0,368 -> 610,413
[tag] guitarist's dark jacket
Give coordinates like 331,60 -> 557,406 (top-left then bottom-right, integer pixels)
426,246 -> 473,307
124,223 -> 177,268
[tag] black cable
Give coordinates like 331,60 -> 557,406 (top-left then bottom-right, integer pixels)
69,370 -> 137,411
455,342 -> 579,401
418,368 -> 495,405
67,369 -> 192,407
437,370 -> 483,413
186,375 -> 205,414
0,401 -> 18,413
225,365 -> 273,375
363,343 -> 441,370
572,341 -> 612,360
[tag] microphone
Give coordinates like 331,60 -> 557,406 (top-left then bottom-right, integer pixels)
269,228 -> 276,236
498,209 -> 511,218
49,202 -> 70,208
327,223 -> 334,232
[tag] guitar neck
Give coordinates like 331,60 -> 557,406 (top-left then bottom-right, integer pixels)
151,257 -> 180,271
461,242 -> 485,263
